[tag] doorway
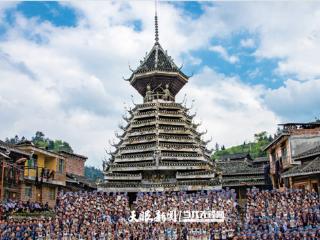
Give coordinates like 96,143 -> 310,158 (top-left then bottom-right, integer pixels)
36,186 -> 42,202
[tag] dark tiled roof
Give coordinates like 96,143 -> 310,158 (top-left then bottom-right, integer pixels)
294,145 -> 320,160
282,157 -> 320,178
222,173 -> 266,187
265,121 -> 320,151
217,161 -> 264,175
219,161 -> 268,187
218,152 -> 251,161
263,133 -> 290,151
66,173 -> 97,188
279,121 -> 320,128
129,43 -> 187,80
0,140 -> 30,157
222,179 -> 266,187
253,157 -> 269,163
59,150 -> 87,160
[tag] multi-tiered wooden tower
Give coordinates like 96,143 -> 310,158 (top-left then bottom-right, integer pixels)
99,13 -> 221,192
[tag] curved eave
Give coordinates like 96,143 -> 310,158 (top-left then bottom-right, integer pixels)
281,170 -> 320,178
129,71 -> 188,97
130,70 -> 189,84
98,181 -> 221,192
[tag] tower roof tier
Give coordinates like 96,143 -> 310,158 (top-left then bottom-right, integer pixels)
128,43 -> 189,98
99,179 -> 221,192
101,7 -> 221,192
108,161 -> 212,172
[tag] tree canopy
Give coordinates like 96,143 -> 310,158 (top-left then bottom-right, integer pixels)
213,131 -> 273,159
84,166 -> 104,181
5,131 -> 73,153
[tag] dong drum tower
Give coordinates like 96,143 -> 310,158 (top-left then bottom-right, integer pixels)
99,12 -> 221,192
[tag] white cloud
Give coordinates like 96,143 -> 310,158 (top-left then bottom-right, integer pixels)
0,4 -> 140,168
209,45 -> 239,64
179,67 -> 279,148
240,38 -> 255,48
264,79 -> 320,121
209,2 -> 320,80
1,1 -> 216,168
185,54 -> 202,66
1,1 -> 320,168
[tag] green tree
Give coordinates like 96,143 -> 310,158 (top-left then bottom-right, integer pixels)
32,131 -> 45,142
5,131 -> 74,153
84,166 -> 103,181
254,131 -> 268,142
213,131 -> 273,159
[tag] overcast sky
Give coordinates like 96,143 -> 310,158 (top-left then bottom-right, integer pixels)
0,1 -> 319,168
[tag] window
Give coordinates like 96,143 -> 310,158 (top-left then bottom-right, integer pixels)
281,144 -> 287,158
28,155 -> 38,168
25,185 -> 32,197
281,143 -> 289,166
49,187 -> 56,200
271,151 -> 276,162
58,159 -> 64,173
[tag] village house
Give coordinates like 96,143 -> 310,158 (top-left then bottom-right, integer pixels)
281,144 -> 320,192
16,141 -> 67,207
264,121 -> 320,191
59,150 -> 96,191
216,153 -> 272,199
0,140 -> 30,201
1,140 -> 93,207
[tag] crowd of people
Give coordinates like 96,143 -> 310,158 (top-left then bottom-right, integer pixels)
1,200 -> 50,217
131,190 -> 239,239
0,188 -> 319,239
239,188 -> 320,239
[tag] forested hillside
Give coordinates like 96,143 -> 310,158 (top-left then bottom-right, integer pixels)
84,166 -> 104,181
213,131 -> 273,159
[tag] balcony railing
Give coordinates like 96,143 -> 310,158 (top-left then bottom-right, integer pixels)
24,166 -> 66,186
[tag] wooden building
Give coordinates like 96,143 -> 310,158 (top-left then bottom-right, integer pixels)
100,14 -> 220,192
0,141 -> 30,201
59,150 -> 87,176
264,122 -> 320,190
281,145 -> 320,192
16,142 -> 67,207
216,153 -> 271,199
59,150 -> 96,191
1,139 -> 93,206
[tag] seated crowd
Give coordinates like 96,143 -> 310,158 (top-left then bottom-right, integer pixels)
1,200 -> 50,216
0,188 -> 318,239
130,190 -> 239,239
237,188 -> 320,239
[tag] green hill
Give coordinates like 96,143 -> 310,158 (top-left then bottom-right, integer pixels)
213,131 -> 273,160
84,166 -> 104,181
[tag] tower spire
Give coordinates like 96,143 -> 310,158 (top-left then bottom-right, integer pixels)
155,0 -> 159,44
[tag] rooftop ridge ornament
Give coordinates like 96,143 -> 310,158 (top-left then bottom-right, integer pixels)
126,0 -> 189,99
155,0 -> 159,44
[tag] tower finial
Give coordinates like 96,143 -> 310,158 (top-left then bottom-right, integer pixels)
155,0 -> 159,43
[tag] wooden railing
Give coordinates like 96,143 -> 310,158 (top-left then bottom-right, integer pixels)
24,166 -> 66,185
